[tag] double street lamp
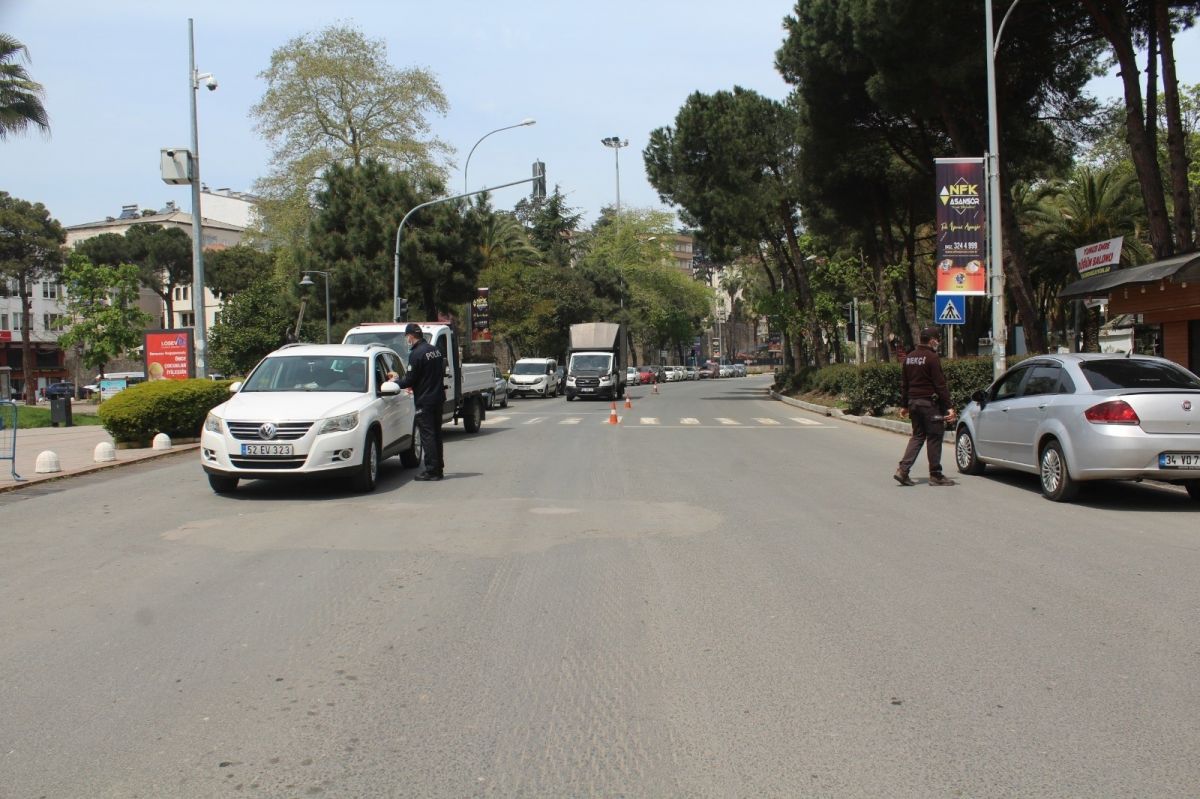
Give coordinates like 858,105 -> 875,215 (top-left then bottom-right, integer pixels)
600,136 -> 629,216
464,118 -> 536,193
299,271 -> 331,344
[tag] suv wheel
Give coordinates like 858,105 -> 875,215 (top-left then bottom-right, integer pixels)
400,420 -> 422,468
208,473 -> 239,494
352,433 -> 380,492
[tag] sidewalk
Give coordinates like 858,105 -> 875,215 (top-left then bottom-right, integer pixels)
0,420 -> 197,493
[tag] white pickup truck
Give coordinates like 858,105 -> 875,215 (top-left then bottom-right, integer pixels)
342,322 -> 493,433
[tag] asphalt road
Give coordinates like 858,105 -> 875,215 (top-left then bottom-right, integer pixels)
2,375 -> 1198,797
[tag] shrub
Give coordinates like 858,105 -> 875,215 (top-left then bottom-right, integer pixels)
813,363 -> 858,396
846,361 -> 902,415
943,357 -> 996,410
99,378 -> 234,444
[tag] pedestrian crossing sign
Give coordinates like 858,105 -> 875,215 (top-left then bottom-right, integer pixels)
934,294 -> 966,325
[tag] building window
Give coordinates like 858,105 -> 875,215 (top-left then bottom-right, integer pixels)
43,313 -> 63,331
42,281 -> 59,299
174,285 -> 190,302
13,312 -> 24,331
178,312 -> 195,327
1,313 -> 7,329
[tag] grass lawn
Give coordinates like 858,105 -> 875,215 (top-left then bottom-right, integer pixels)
5,404 -> 103,429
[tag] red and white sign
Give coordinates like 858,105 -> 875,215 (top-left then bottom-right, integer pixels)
1075,236 -> 1123,276
0,330 -> 11,342
144,330 -> 194,380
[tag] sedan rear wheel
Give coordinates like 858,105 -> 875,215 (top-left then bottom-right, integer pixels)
954,427 -> 985,475
1039,440 -> 1079,502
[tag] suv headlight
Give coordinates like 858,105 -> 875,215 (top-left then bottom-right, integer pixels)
318,411 -> 359,435
599,375 -> 612,384
204,413 -> 223,433
567,375 -> 576,385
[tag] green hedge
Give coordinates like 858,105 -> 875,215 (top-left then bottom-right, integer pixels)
782,356 -> 1027,416
98,378 -> 234,444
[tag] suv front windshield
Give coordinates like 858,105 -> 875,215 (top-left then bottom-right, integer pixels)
570,354 -> 612,373
243,356 -> 370,393
1080,359 -> 1200,391
512,362 -> 547,375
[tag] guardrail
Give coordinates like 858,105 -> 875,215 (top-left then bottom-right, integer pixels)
0,400 -> 22,481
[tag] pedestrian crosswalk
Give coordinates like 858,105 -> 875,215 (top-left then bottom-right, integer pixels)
484,414 -> 830,428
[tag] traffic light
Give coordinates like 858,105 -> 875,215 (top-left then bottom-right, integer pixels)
843,302 -> 856,342
532,160 -> 546,200
394,297 -> 409,322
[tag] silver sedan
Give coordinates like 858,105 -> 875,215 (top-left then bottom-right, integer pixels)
954,354 -> 1200,502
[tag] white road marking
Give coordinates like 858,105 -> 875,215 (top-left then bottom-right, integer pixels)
791,417 -> 823,426
560,417 -> 582,425
681,418 -> 700,425
485,415 -> 510,424
715,417 -> 741,425
754,418 -> 781,425
640,417 -> 660,425
524,417 -> 546,425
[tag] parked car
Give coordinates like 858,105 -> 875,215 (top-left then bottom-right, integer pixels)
485,364 -> 508,409
733,363 -> 748,377
44,382 -> 77,400
200,343 -> 417,494
638,366 -> 657,385
686,366 -> 698,380
626,366 -> 641,386
954,353 -> 1200,502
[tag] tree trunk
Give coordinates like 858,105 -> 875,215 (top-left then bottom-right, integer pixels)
1083,0 -> 1173,258
779,207 -> 827,366
999,188 -> 1047,353
1156,0 -> 1195,252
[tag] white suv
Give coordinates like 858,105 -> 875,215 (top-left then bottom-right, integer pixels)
200,344 -> 417,493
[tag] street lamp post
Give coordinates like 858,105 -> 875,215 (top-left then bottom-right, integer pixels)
463,119 -> 536,194
600,136 -> 629,216
299,271 -> 331,344
985,0 -> 1021,380
188,18 -> 216,378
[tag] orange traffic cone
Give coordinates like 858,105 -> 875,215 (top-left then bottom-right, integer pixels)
624,395 -> 632,410
608,402 -> 619,425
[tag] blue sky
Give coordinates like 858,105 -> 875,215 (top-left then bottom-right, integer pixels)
3,1 -> 1199,230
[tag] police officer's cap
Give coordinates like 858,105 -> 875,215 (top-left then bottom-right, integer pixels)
919,326 -> 941,342
404,323 -> 423,337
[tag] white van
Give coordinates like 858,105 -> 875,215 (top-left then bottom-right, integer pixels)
507,358 -> 559,398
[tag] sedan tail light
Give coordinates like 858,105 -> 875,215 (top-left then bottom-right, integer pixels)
1084,399 -> 1141,425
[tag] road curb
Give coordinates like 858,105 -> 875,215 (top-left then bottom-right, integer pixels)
769,390 -> 953,441
0,444 -> 198,494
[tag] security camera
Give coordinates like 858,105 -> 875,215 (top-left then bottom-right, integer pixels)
205,76 -> 218,91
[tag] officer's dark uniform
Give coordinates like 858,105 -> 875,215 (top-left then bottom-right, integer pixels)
896,327 -> 955,486
396,324 -> 446,480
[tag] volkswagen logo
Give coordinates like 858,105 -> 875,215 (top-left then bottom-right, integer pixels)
258,422 -> 278,440
1184,400 -> 1193,412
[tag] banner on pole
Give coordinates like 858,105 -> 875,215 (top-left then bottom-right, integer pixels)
935,158 -> 987,295
470,288 -> 491,342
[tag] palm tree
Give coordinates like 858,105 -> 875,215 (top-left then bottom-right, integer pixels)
478,211 -> 541,270
0,34 -> 49,139
1025,166 -> 1147,350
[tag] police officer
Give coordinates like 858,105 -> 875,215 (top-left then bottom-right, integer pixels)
895,326 -> 957,487
396,323 -> 447,481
